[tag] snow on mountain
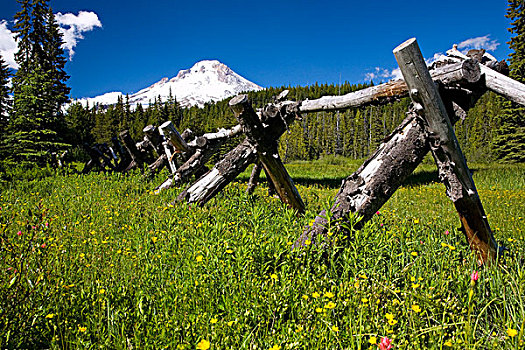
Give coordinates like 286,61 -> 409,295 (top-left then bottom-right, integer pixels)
75,60 -> 263,108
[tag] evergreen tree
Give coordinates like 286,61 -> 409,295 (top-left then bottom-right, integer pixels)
43,6 -> 70,110
7,0 -> 70,165
493,0 -> 525,162
0,55 -> 11,159
0,55 -> 10,126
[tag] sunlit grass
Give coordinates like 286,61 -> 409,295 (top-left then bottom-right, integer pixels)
1,160 -> 524,349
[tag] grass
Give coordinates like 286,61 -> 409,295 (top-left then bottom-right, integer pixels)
1,158 -> 524,349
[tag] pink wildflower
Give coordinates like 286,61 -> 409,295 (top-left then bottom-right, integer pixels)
471,271 -> 479,282
378,336 -> 392,350
444,230 -> 450,235
17,231 -> 22,236
41,243 -> 46,248
376,211 -> 380,215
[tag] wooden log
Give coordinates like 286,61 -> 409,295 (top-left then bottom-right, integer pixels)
111,136 -> 132,172
176,139 -> 258,204
446,47 -> 525,106
154,124 -> 242,193
143,125 -> 165,157
230,94 -> 305,213
176,100 -> 301,206
119,130 -> 146,171
157,122 -> 179,173
246,162 -> 262,195
393,38 -> 500,265
160,120 -> 191,153
299,59 -> 481,113
186,125 -> 243,148
294,83 -> 488,250
294,111 -> 429,248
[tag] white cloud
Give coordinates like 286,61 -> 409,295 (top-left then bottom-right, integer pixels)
457,35 -> 499,52
364,52 -> 446,82
0,11 -> 101,68
364,66 -> 403,82
0,20 -> 18,69
55,11 -> 102,60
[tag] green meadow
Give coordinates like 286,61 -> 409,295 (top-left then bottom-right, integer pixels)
1,158 -> 524,349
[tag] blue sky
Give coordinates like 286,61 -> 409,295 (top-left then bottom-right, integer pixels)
0,0 -> 512,99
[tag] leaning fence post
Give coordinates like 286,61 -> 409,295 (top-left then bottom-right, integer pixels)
393,38 -> 501,265
230,94 -> 305,213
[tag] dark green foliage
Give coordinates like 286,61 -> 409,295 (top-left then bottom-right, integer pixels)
0,56 -> 10,131
67,77 -> 513,164
6,0 -> 70,165
493,0 -> 525,162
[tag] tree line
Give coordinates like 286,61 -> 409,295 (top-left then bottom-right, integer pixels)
0,0 -> 523,169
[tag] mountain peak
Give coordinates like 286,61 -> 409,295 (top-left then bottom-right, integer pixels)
76,60 -> 263,108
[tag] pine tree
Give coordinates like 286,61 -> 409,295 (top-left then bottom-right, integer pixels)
0,55 -> 10,126
7,0 -> 71,165
0,55 -> 11,159
493,0 -> 525,162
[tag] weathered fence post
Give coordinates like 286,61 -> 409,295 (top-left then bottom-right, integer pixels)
230,94 -> 305,213
393,38 -> 500,264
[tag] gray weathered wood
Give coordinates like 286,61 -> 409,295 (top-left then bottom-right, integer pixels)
446,47 -> 525,106
246,161 -> 263,195
160,120 -> 191,153
230,95 -> 305,213
393,38 -> 500,265
294,111 -> 429,248
176,139 -> 257,204
299,59 -> 481,113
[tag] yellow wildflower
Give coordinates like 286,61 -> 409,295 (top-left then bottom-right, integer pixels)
325,301 -> 336,309
324,291 -> 334,298
196,339 -> 210,350
507,328 -> 518,337
369,336 -> 377,345
412,304 -> 421,313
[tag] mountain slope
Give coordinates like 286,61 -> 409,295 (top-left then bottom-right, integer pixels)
77,60 -> 263,108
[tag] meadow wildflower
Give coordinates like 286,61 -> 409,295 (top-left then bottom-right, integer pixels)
45,314 -> 55,319
269,345 -> 281,350
315,307 -> 323,313
369,336 -> 377,345
444,340 -> 453,346
325,301 -> 336,309
17,231 -> 22,236
196,339 -> 210,350
411,304 -> 421,313
210,318 -> 218,324
471,271 -> 479,282
507,328 -> 518,337
196,255 -> 203,262
411,251 -> 418,257
312,292 -> 320,298
379,336 -> 392,350
78,326 -> 87,332
270,273 -> 278,280
331,325 -> 339,332
324,291 -> 334,298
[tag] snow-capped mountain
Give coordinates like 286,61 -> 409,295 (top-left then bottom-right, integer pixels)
76,60 -> 263,108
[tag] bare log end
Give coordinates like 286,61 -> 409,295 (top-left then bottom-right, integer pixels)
393,38 -> 418,54
229,94 -> 250,115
